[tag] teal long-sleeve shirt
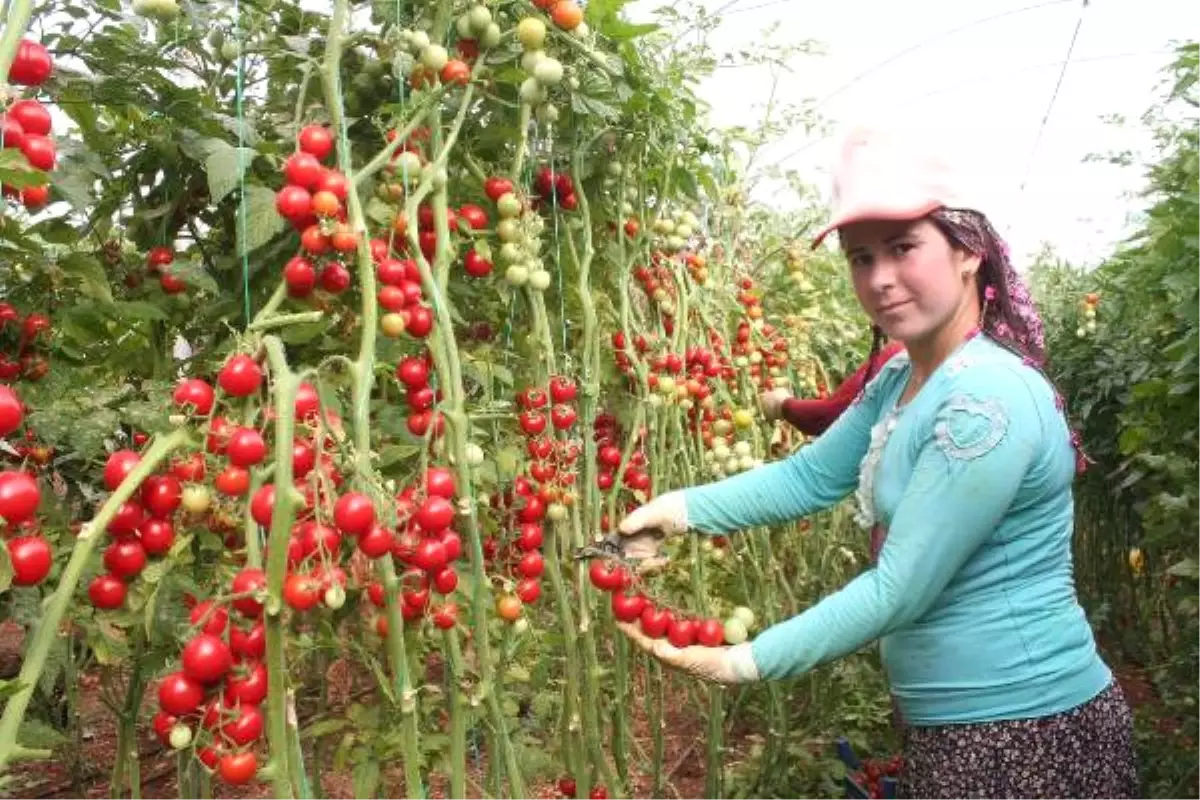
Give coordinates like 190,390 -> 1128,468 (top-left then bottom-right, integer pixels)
684,336 -> 1111,725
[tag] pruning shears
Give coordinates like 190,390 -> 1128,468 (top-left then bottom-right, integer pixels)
573,526 -> 667,565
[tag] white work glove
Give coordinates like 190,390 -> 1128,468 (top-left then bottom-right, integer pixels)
616,621 -> 760,684
759,387 -> 793,422
617,491 -> 689,572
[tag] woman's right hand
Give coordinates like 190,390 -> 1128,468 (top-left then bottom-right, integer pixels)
618,491 -> 689,573
759,387 -> 793,422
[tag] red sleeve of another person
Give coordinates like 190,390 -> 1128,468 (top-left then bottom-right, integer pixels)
779,341 -> 905,436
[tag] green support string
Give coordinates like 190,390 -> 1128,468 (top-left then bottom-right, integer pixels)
234,0 -> 252,326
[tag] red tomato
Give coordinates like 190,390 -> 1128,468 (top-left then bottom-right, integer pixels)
7,535 -> 51,586
463,249 -> 493,277
19,133 -> 54,171
610,591 -> 647,623
182,633 -> 232,684
284,256 -> 316,296
218,354 -> 263,397
283,573 -> 322,611
218,751 -> 258,785
515,577 -> 541,603
432,603 -> 458,630
319,169 -> 350,199
214,465 -> 250,497
667,618 -> 696,648
639,605 -> 673,638
318,262 -> 351,294
295,382 -> 320,421
158,671 -> 205,716
515,523 -> 543,551
406,305 -> 434,337
189,601 -> 228,636
357,524 -> 394,559
696,618 -> 725,647
333,492 -> 376,535
458,204 -> 489,230
395,356 -> 429,388
225,428 -> 267,467
518,411 -> 547,437
284,152 -> 323,189
172,378 -> 215,416
223,704 -> 264,746
250,484 -> 275,527
8,100 -> 50,137
141,475 -> 182,518
549,376 -> 577,404
551,405 -> 577,430
231,568 -> 267,618
230,622 -> 266,659
415,496 -> 454,532
275,184 -> 312,220
8,40 -> 53,86
440,59 -> 471,85
411,538 -> 448,573
0,116 -> 24,150
88,574 -> 126,609
517,550 -> 545,579
424,466 -> 456,498
224,661 -> 268,705
588,561 -> 627,592
298,125 -> 334,160
431,565 -> 458,594
104,539 -> 146,580
139,518 -> 176,556
484,176 -> 514,202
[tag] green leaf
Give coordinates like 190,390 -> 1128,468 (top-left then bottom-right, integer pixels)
1167,558 -> 1199,579
205,143 -> 257,205
379,443 -> 421,467
238,185 -> 288,255
352,756 -> 381,798
112,300 -> 169,321
17,718 -> 67,750
0,149 -> 49,189
305,718 -> 349,739
168,259 -> 221,295
0,678 -> 28,699
59,252 -> 114,305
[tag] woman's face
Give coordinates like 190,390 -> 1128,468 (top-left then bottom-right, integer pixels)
839,218 -> 980,344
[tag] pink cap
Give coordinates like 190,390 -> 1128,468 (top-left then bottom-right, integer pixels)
811,126 -> 977,248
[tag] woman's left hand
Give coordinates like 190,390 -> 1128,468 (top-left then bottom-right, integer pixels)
616,621 -> 760,684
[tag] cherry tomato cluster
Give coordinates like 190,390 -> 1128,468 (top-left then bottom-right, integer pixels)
1,39 -> 56,211
274,124 -> 359,295
152,588 -> 268,786
1,466 -> 48,587
592,412 -> 651,509
0,303 -> 52,383
849,755 -> 903,799
729,279 -> 793,393
395,350 -> 444,437
483,377 -> 581,620
631,259 -> 677,314
589,556 -> 728,648
531,164 -> 578,212
143,246 -> 189,295
87,447 -> 184,610
366,467 -> 464,634
682,251 -> 708,285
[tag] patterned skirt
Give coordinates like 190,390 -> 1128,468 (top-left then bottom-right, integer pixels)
898,682 -> 1140,799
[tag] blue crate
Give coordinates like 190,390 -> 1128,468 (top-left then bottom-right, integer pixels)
835,737 -> 898,799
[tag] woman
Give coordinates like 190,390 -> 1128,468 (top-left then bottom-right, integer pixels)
760,337 -> 906,435
615,127 -> 1138,798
